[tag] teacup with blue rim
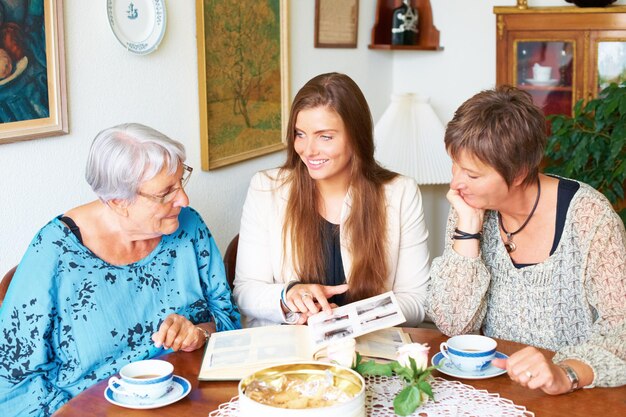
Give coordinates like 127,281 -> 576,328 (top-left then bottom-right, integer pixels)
440,335 -> 497,373
108,359 -> 173,401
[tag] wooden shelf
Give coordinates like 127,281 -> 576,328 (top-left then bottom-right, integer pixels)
368,44 -> 441,50
369,0 -> 442,50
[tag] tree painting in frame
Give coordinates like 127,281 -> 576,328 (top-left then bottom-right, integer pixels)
197,0 -> 289,170
0,0 -> 68,144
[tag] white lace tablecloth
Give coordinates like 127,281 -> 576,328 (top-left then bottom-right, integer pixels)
208,376 -> 535,417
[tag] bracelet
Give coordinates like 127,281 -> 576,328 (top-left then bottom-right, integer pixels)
195,326 -> 210,343
281,280 -> 299,311
452,228 -> 482,240
557,363 -> 580,392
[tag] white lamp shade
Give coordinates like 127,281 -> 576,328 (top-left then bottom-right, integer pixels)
375,94 -> 452,184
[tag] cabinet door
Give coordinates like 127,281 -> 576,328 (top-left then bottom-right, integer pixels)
506,31 -> 585,117
589,30 -> 626,100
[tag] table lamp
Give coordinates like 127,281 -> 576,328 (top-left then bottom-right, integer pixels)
374,93 -> 451,184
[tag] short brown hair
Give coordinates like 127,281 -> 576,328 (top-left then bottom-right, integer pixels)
444,85 -> 546,187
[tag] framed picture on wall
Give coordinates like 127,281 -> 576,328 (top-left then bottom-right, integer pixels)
315,0 -> 358,48
196,0 -> 289,170
0,0 -> 68,145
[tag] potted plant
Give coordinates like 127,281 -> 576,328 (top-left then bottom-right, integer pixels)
544,82 -> 626,224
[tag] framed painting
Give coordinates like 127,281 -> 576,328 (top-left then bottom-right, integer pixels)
315,0 -> 358,48
0,0 -> 68,144
196,0 -> 289,170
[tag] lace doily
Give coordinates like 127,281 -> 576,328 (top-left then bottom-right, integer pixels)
208,376 -> 534,417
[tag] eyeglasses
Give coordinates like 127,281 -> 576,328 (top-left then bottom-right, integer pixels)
136,164 -> 193,204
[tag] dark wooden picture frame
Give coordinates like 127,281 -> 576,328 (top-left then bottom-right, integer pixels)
315,0 -> 359,48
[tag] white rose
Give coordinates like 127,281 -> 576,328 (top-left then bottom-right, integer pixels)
396,343 -> 430,371
326,338 -> 356,368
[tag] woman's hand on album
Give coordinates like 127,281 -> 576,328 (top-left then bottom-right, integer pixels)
152,313 -> 214,352
285,283 -> 348,317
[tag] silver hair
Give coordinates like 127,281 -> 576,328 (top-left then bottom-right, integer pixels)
85,123 -> 186,202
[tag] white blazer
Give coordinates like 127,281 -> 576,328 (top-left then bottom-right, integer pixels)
233,169 -> 430,327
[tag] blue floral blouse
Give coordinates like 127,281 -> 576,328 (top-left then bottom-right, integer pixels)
0,207 -> 241,417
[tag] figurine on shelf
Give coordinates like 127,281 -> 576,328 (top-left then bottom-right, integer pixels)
391,0 -> 418,45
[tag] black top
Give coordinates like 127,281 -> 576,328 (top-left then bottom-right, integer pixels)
58,215 -> 83,244
321,218 -> 347,305
513,178 -> 580,269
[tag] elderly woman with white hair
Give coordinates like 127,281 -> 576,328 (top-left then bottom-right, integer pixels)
0,123 -> 240,417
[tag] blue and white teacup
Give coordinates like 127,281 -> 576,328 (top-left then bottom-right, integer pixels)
108,359 -> 174,401
440,335 -> 497,373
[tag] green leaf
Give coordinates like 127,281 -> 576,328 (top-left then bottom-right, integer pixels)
355,359 -> 394,377
619,94 -> 626,115
604,95 -> 621,116
393,385 -> 421,416
394,365 -> 414,382
354,352 -> 363,367
409,357 -> 419,375
416,369 -> 433,384
544,83 -> 626,226
418,381 -> 435,400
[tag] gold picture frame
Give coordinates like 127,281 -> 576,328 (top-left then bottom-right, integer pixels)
196,0 -> 289,170
0,0 -> 68,144
315,0 -> 359,48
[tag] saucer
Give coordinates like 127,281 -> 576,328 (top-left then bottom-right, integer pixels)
104,375 -> 190,409
432,352 -> 508,380
525,78 -> 558,87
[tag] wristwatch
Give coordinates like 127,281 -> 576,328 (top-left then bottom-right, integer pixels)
195,326 -> 210,343
557,363 -> 579,392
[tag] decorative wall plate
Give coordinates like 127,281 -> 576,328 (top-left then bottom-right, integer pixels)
107,0 -> 166,55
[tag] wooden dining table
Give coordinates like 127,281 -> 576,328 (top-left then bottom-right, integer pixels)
53,328 -> 625,417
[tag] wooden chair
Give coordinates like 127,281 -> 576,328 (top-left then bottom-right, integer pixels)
0,265 -> 17,308
223,234 -> 239,291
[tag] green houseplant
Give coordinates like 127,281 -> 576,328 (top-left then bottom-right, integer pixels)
545,82 -> 626,224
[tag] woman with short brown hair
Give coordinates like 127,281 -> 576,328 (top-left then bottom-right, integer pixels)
428,86 -> 625,394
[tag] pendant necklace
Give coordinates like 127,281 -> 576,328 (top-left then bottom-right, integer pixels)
498,178 -> 541,253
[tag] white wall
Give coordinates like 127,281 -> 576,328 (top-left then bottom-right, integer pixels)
0,0 -> 392,275
1,0 -> 622,276
391,0 -> 626,256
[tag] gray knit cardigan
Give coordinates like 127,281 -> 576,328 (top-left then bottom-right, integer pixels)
428,181 -> 625,387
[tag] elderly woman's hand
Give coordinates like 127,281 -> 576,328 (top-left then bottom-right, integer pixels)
492,346 -> 574,395
151,314 -> 214,352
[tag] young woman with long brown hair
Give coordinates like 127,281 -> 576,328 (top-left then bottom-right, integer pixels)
233,73 -> 430,327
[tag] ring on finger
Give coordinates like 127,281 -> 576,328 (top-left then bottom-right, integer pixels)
525,370 -> 533,379
302,292 -> 312,299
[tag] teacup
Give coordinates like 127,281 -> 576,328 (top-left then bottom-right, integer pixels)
440,335 -> 497,373
533,63 -> 552,81
108,359 -> 174,401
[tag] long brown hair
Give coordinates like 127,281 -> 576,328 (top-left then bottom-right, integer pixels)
279,72 -> 397,302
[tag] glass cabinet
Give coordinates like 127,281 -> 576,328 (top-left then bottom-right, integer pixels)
494,5 -> 626,116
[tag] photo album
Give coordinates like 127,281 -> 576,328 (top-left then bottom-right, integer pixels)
199,291 -> 410,380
